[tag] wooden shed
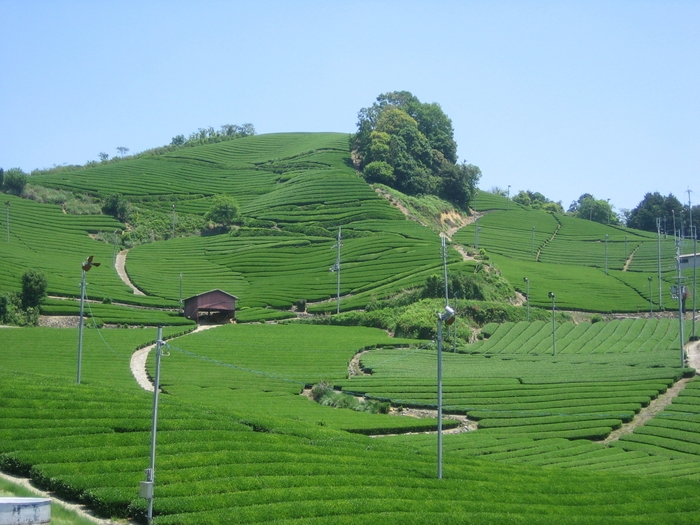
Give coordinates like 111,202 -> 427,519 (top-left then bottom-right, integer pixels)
183,289 -> 238,322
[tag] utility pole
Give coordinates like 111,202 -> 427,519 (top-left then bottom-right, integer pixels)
688,189 -> 696,340
442,235 -> 449,306
657,218 -> 663,310
548,292 -> 556,356
604,234 -> 609,275
436,305 -> 455,479
112,230 -> 118,269
330,227 -> 342,314
5,201 -> 9,242
77,256 -> 100,384
648,277 -> 653,316
141,326 -> 164,524
523,277 -> 530,322
675,240 -> 685,368
171,204 -> 176,239
179,273 -> 183,314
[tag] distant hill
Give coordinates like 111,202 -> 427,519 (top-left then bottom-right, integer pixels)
2,132 -> 691,316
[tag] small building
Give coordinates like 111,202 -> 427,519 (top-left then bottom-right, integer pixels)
680,253 -> 700,270
183,289 -> 238,323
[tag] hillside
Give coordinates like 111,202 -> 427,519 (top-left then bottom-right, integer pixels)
2,131 -> 700,524
6,132 -> 691,318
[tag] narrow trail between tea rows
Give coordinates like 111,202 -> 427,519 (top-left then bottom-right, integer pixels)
115,249 -> 146,296
130,324 -> 219,391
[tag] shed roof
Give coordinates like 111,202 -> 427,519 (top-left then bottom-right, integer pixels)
184,289 -> 239,301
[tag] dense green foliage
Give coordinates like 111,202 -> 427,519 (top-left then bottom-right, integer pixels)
512,189 -> 564,213
1,168 -> 28,195
625,191 -> 693,234
21,269 -> 48,309
352,91 -> 480,209
568,193 -> 619,224
204,194 -> 239,228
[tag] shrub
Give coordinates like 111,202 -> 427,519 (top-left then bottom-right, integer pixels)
591,314 -> 603,324
2,168 -> 28,195
21,269 -> 48,309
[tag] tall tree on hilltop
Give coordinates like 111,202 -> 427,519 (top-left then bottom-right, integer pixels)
626,192 -> 684,233
568,194 -> 619,225
352,91 -> 478,210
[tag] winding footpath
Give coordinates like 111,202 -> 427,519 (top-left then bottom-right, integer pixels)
130,324 -> 219,391
115,249 -> 146,296
603,339 -> 700,444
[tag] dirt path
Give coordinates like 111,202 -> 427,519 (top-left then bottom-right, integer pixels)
130,324 -> 219,391
115,249 -> 146,296
603,340 -> 700,444
0,471 -> 134,524
622,245 -> 639,272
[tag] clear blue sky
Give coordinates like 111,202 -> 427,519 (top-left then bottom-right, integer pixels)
1,1 -> 698,214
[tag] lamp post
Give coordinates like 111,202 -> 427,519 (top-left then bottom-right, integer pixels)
648,276 -> 653,316
506,185 -> 511,211
436,305 -> 455,480
77,256 -> 100,384
548,292 -> 556,356
604,234 -> 609,275
523,277 -> 530,322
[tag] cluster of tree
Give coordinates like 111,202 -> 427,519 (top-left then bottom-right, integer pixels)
626,192 -> 700,236
352,91 -> 480,210
0,269 -> 47,326
568,194 -> 619,225
170,123 -> 256,148
0,168 -> 28,196
204,194 -> 240,228
512,190 -> 564,214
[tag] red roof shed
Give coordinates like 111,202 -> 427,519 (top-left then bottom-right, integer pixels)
183,289 -> 238,322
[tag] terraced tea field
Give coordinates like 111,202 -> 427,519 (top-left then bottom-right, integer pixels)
454,193 -> 688,312
2,321 -> 700,523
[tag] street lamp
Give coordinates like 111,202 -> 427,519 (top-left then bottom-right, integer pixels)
648,276 -> 653,316
437,305 -> 455,480
77,256 -> 100,384
523,277 -> 530,322
548,292 -> 556,356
